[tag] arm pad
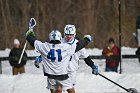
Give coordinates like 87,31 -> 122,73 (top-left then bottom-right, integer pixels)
75,38 -> 89,52
84,56 -> 94,67
26,35 -> 37,47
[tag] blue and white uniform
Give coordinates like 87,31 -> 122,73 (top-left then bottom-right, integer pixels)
62,38 -> 89,85
34,40 -> 76,91
26,28 -> 91,91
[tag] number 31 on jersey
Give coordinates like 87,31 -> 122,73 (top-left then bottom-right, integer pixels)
47,49 -> 62,62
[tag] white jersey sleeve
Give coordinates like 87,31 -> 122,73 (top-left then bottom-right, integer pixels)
34,40 -> 49,54
78,48 -> 89,58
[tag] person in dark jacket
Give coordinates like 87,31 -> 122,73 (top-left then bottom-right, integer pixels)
9,39 -> 27,75
102,38 -> 120,72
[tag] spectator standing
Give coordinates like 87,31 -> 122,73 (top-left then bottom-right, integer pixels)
102,38 -> 120,72
9,39 -> 27,75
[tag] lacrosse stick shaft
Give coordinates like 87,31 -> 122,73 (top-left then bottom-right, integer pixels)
98,73 -> 129,92
18,40 -> 27,64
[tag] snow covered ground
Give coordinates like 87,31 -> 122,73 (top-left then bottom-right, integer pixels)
0,47 -> 140,93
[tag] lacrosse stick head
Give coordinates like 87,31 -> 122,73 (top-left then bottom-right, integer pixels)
128,88 -> 138,93
29,18 -> 36,29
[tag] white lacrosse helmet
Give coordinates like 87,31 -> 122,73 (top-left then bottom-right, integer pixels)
49,30 -> 62,41
64,24 -> 76,42
64,24 -> 76,36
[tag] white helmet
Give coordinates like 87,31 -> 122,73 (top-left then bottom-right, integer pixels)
64,24 -> 76,42
64,24 -> 76,36
49,30 -> 62,41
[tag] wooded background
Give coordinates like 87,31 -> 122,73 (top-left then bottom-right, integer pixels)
0,0 -> 140,49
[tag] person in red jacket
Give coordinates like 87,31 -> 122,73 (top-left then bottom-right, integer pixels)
102,38 -> 120,72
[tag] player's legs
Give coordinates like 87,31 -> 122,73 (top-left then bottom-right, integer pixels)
50,87 -> 62,93
47,78 -> 63,93
67,87 -> 75,93
55,85 -> 63,93
49,85 -> 62,93
68,71 -> 77,85
50,88 -> 62,93
66,71 -> 77,93
12,67 -> 18,75
50,89 -> 55,93
19,66 -> 25,74
47,77 -> 73,92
